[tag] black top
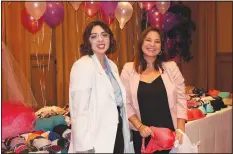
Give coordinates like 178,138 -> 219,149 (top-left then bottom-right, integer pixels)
137,76 -> 175,131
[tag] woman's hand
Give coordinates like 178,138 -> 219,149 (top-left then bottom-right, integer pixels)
138,125 -> 154,138
175,130 -> 183,144
176,118 -> 186,144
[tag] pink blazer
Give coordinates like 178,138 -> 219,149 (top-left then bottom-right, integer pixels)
120,61 -> 187,131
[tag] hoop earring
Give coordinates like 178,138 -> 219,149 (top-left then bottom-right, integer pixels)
158,50 -> 162,55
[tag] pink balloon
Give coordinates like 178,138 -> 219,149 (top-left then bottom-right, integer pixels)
70,2 -> 82,11
147,6 -> 165,28
156,2 -> 171,14
138,2 -> 156,11
25,2 -> 47,20
100,2 -> 118,16
100,9 -> 115,26
115,2 -> 133,29
84,2 -> 100,17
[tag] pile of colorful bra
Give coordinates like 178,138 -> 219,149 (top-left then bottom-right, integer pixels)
186,91 -> 232,122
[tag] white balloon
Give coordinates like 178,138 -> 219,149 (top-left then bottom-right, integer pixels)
156,1 -> 170,14
25,2 -> 47,20
115,2 -> 133,29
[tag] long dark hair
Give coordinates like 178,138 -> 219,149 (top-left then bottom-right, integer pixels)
134,26 -> 168,74
80,20 -> 116,56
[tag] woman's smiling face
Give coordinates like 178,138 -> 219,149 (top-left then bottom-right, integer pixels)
89,25 -> 110,55
141,30 -> 162,58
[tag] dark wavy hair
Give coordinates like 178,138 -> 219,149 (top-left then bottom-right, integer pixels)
80,21 -> 116,56
134,26 -> 168,74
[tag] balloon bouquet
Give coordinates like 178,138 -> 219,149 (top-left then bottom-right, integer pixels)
83,2 -> 133,29
22,2 -> 64,33
141,2 -> 196,62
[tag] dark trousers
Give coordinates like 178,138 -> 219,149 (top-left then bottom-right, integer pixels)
132,130 -> 171,154
113,106 -> 124,153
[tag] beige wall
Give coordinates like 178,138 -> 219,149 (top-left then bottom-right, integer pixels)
216,2 -> 232,52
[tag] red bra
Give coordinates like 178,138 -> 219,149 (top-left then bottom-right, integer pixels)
141,126 -> 175,153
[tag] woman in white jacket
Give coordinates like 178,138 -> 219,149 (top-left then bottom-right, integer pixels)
68,21 -> 133,153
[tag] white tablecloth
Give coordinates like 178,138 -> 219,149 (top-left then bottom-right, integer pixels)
185,106 -> 232,153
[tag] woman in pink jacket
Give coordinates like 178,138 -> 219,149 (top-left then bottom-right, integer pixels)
120,26 -> 187,154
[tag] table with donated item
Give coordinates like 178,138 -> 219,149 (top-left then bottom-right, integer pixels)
185,106 -> 232,153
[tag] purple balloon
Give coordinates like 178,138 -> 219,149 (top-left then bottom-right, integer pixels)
43,2 -> 64,28
100,2 -> 118,16
163,12 -> 181,32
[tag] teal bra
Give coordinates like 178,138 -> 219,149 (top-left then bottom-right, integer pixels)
198,106 -> 207,115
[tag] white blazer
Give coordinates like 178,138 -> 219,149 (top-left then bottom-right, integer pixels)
68,54 -> 133,153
